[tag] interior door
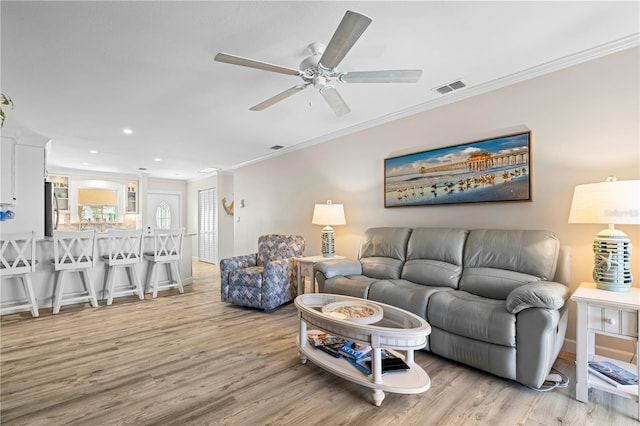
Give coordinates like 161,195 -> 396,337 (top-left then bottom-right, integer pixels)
198,188 -> 218,264
147,192 -> 182,230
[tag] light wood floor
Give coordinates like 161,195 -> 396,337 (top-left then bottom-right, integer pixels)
1,262 -> 637,425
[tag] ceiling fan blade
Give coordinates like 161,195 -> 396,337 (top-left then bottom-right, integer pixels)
339,69 -> 423,84
214,53 -> 301,76
319,10 -> 372,70
320,86 -> 350,116
250,85 -> 306,111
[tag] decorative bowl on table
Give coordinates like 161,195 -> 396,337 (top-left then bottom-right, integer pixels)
321,301 -> 383,324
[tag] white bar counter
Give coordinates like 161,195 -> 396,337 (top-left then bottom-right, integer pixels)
1,232 -> 194,311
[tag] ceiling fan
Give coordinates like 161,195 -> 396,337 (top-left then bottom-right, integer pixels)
214,10 -> 422,116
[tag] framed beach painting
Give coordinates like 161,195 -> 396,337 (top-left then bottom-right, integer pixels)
384,131 -> 531,207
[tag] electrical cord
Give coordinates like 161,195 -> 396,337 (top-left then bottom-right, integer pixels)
526,368 -> 570,392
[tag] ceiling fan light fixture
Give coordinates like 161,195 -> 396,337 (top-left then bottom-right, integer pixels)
313,75 -> 327,89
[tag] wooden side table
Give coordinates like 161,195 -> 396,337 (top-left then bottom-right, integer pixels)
295,255 -> 346,295
570,282 -> 639,420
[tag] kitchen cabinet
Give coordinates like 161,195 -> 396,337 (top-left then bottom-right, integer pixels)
0,124 -> 48,235
50,175 -> 69,211
1,138 -> 15,205
126,182 -> 137,213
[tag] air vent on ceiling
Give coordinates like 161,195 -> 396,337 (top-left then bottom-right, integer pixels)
434,79 -> 467,95
270,145 -> 284,150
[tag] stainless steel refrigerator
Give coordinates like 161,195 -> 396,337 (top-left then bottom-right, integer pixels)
44,181 -> 59,237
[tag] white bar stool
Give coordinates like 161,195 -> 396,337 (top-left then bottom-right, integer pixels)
51,230 -> 99,314
144,228 -> 184,298
102,229 -> 144,305
0,232 -> 39,317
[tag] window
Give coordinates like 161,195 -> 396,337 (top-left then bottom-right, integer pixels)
156,202 -> 171,229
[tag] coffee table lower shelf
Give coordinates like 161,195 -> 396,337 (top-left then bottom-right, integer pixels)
298,337 -> 430,406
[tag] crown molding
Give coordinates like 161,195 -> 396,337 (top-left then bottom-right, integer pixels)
233,34 -> 640,170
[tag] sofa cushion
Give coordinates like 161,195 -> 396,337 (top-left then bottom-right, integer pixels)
428,290 -> 516,347
323,275 -> 377,299
358,227 -> 412,279
367,279 -> 453,319
360,257 -> 404,280
402,228 -> 469,288
460,229 -> 559,299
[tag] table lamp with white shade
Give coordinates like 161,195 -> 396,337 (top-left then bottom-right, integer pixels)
568,177 -> 640,292
312,200 -> 346,257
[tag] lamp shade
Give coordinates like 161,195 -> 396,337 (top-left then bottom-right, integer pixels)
312,201 -> 346,226
568,179 -> 640,225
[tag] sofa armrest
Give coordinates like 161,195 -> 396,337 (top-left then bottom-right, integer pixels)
506,282 -> 570,314
315,259 -> 362,279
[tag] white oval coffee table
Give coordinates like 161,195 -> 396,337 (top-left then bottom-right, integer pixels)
295,293 -> 431,406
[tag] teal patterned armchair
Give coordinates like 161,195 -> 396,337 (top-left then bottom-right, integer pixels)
220,234 -> 305,310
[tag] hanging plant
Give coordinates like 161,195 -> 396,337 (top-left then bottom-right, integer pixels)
1,93 -> 14,127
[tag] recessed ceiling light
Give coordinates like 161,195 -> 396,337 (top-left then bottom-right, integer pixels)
123,128 -> 133,135
82,162 -> 89,166
154,158 -> 161,162
197,167 -> 218,173
89,149 -> 98,154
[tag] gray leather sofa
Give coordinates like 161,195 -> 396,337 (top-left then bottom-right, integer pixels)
314,227 -> 570,389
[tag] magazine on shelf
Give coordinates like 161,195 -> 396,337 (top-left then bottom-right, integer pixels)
346,349 -> 410,377
306,331 -> 346,359
339,341 -> 372,360
365,350 -> 410,373
306,331 -> 346,347
345,356 -> 373,377
588,360 -> 638,388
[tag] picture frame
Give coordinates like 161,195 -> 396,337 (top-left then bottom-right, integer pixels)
384,131 -> 531,207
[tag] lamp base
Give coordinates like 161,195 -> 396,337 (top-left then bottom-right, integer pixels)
592,228 -> 632,292
321,226 -> 335,257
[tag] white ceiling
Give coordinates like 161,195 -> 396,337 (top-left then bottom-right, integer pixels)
2,1 -> 638,180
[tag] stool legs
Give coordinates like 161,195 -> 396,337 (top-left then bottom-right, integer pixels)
104,264 -> 144,305
53,270 -> 65,314
0,274 -> 39,317
53,269 -> 98,314
81,270 -> 99,308
145,260 -> 183,298
126,265 -> 145,301
22,275 -> 39,317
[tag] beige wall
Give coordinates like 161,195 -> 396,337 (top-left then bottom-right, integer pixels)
233,47 -> 640,356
